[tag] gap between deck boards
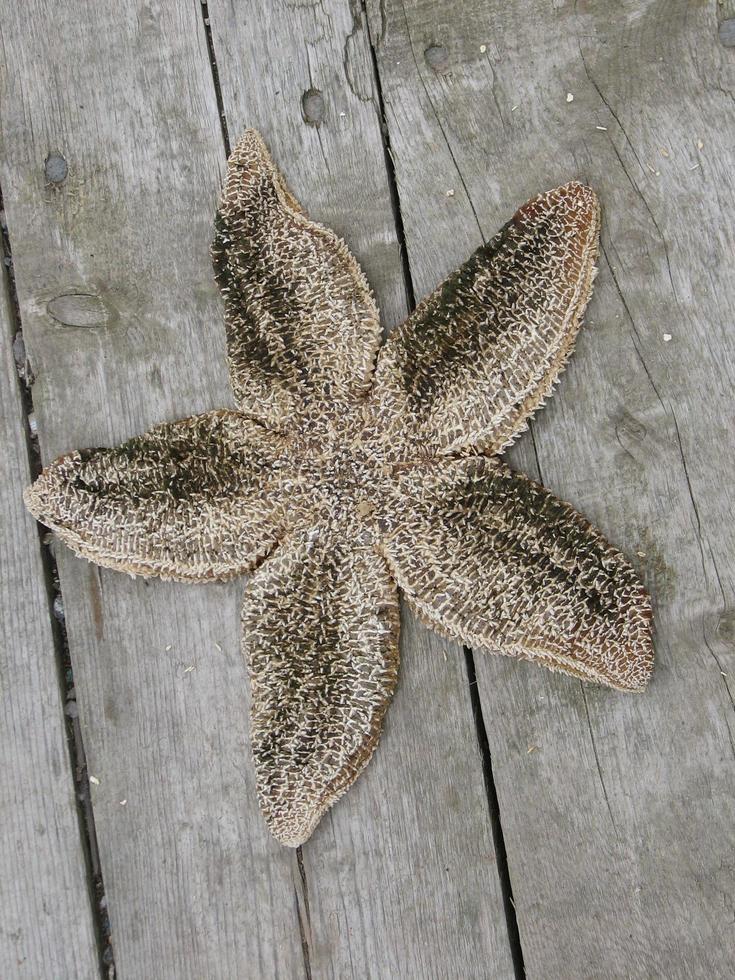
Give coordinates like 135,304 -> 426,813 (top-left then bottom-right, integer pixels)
0,189 -> 115,977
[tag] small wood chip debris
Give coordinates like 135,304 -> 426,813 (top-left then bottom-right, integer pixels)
165,644 -> 172,652
89,775 -> 100,786
183,664 -> 196,674
511,105 -> 519,112
479,44 -> 487,53
689,163 -> 700,171
596,125 -> 608,131
697,138 -> 704,149
637,551 -> 647,558
566,92 -> 574,102
527,744 -> 539,754
659,147 -> 670,157
663,333 -> 672,342
446,188 -> 455,197
645,162 -> 660,175
119,799 -> 127,806
213,641 -> 223,652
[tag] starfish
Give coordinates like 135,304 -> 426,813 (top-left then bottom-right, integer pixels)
25,130 -> 654,847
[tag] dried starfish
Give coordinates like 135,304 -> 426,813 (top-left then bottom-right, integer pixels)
25,130 -> 653,847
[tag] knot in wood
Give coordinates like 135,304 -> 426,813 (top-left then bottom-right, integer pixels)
424,44 -> 450,74
301,88 -> 325,126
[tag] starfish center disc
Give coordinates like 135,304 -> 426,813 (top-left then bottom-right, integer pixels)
283,411 -> 391,534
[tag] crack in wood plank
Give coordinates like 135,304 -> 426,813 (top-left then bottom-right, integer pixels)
0,184 -> 109,978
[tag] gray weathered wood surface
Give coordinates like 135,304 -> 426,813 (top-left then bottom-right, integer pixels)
0,266 -> 99,973
1,0 -> 733,977
366,0 -> 735,976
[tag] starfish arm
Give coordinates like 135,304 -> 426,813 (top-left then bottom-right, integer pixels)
371,183 -> 600,456
212,129 -> 382,430
24,411 -> 289,582
243,527 -> 400,846
378,457 -> 653,692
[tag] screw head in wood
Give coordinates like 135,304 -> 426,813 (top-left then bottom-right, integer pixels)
44,152 -> 68,184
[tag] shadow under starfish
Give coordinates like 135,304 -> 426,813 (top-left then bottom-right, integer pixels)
25,130 -> 653,847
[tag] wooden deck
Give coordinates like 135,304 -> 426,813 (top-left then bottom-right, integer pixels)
1,1 -> 734,977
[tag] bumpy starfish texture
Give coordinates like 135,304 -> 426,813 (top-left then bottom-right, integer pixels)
25,129 -> 654,847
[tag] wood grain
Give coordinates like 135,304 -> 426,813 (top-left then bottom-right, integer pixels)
0,273 -> 98,974
365,0 -> 735,976
206,1 -> 514,975
0,2 -> 303,976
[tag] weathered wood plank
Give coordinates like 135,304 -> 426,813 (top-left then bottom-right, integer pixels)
718,0 -> 735,47
366,0 -> 735,976
206,1 -> 515,975
0,272 -> 99,973
0,3 -> 304,976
